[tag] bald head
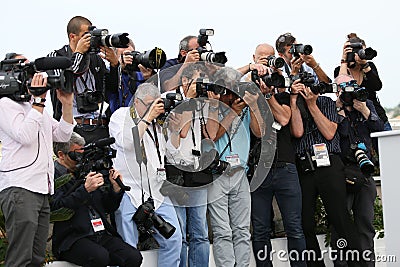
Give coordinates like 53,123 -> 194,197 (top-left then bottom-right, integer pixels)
253,43 -> 275,65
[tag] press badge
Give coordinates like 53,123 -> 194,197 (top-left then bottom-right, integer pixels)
91,218 -> 105,232
157,168 -> 166,182
226,154 -> 241,167
312,143 -> 331,167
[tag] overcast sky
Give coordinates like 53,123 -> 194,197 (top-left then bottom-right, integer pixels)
1,0 -> 399,108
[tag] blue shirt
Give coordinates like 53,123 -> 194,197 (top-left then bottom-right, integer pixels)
215,107 -> 251,169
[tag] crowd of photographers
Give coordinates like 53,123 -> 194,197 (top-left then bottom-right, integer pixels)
0,14 -> 390,267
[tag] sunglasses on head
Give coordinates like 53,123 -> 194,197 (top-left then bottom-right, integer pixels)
278,33 -> 293,44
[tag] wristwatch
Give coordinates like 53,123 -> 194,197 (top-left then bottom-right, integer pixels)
265,93 -> 273,100
33,97 -> 46,104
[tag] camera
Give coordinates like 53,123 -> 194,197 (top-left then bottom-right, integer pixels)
46,69 -> 74,93
350,142 -> 375,176
196,28 -> 227,64
296,151 -> 315,174
196,77 -> 226,97
310,82 -> 338,95
251,70 -> 289,88
289,71 -> 315,88
0,56 -> 72,101
289,44 -> 313,58
199,149 -> 230,175
346,42 -> 377,66
339,80 -> 368,106
160,161 -> 190,205
73,137 -> 130,191
125,47 -> 167,72
88,26 -> 130,54
156,92 -> 183,124
76,91 -> 104,113
266,55 -> 285,69
133,197 -> 176,239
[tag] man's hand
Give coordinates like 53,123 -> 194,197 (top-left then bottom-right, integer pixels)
353,99 -> 368,113
121,50 -> 134,69
145,97 -> 165,121
84,172 -> 104,193
184,50 -> 200,63
29,73 -> 48,99
109,169 -> 123,193
300,54 -> 318,69
250,63 -> 268,76
56,89 -> 74,106
290,57 -> 303,75
100,46 -> 119,67
300,86 -> 318,106
231,98 -> 247,115
290,79 -> 305,96
75,33 -> 91,54
138,64 -> 154,80
242,91 -> 259,107
167,112 -> 182,134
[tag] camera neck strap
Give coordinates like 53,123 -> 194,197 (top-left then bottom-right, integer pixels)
145,121 -> 163,168
217,107 -> 248,160
130,108 -> 154,203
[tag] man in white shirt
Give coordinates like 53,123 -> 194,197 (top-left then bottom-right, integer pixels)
0,72 -> 75,266
109,83 -> 182,267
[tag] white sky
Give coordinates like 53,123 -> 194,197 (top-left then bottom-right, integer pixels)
1,0 -> 399,108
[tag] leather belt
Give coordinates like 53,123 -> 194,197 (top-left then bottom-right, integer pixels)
75,117 -> 108,126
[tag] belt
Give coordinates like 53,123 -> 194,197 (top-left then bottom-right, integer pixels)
271,162 -> 290,168
75,117 -> 108,126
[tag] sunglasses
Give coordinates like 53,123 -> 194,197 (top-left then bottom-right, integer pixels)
277,33 -> 293,44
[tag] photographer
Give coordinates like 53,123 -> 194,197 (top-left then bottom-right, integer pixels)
248,44 -> 307,266
207,67 -> 263,267
331,74 -> 384,266
51,132 -> 142,267
160,35 -> 201,92
334,33 -> 390,130
108,38 -> 154,114
163,62 -> 220,267
289,78 -> 364,266
275,32 -> 330,84
0,72 -> 74,266
48,15 -> 120,143
109,83 -> 182,267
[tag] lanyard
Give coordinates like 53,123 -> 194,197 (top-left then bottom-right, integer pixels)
145,121 -> 163,167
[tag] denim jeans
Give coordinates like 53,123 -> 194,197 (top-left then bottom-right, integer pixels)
175,189 -> 210,267
251,163 -> 307,267
115,194 -> 182,267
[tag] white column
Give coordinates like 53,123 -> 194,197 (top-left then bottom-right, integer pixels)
371,130 -> 400,262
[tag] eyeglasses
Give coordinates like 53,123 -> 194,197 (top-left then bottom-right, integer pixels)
277,33 -> 293,44
138,98 -> 152,108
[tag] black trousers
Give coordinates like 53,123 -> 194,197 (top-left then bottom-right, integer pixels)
298,154 -> 362,267
59,233 -> 142,267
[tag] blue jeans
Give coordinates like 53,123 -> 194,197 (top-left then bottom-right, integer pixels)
251,163 -> 306,267
115,194 -> 182,267
175,189 -> 210,267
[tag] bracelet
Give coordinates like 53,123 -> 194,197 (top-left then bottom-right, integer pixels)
341,59 -> 347,64
141,119 -> 151,125
312,63 -> 320,71
32,103 -> 45,108
290,92 -> 299,95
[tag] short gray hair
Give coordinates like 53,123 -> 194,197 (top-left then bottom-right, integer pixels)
179,35 -> 197,52
214,67 -> 242,85
53,132 -> 85,156
134,83 -> 161,102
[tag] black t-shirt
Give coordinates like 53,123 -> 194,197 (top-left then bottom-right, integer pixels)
273,92 -> 296,164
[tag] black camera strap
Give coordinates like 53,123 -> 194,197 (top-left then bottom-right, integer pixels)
217,107 -> 248,161
130,108 -> 154,204
145,121 -> 163,168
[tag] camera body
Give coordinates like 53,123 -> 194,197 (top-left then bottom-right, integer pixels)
290,71 -> 315,88
196,28 -> 227,64
0,67 -> 30,102
76,91 -> 104,113
133,197 -> 176,239
156,92 -> 183,124
310,82 -> 338,95
251,70 -> 289,88
88,26 -> 129,54
199,149 -> 230,175
266,55 -> 285,69
346,42 -> 377,65
125,48 -> 167,72
350,142 -> 375,176
289,44 -> 313,58
195,77 -> 226,97
339,80 -> 368,106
